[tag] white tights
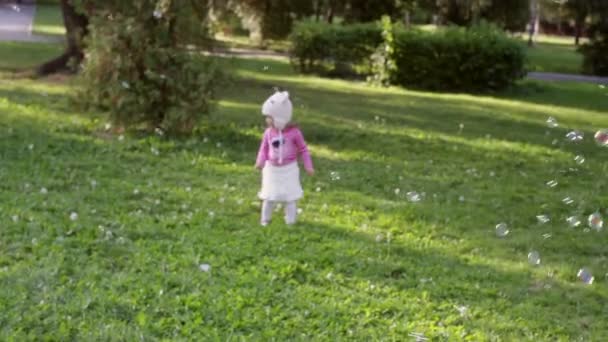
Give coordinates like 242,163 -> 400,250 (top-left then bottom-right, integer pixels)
261,200 -> 297,225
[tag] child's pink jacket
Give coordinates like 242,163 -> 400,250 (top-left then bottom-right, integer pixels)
255,126 -> 313,171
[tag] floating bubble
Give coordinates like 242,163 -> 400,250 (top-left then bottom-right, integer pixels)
459,195 -> 465,202
150,147 -> 159,156
588,212 -> 603,231
562,197 -> 574,205
577,268 -> 594,285
118,134 -> 125,141
455,305 -> 468,317
154,127 -> 164,136
11,215 -> 18,223
546,180 -> 558,188
40,187 -> 48,194
28,144 -> 34,150
546,117 -> 559,128
133,188 -> 140,195
316,187 -> 321,192
408,332 -> 428,341
495,223 -> 509,237
565,130 -> 584,142
330,171 -> 341,181
69,212 -> 78,221
121,81 -> 130,89
394,188 -> 400,195
566,215 -> 581,227
90,180 -> 97,188
574,155 -> 585,165
542,233 -> 552,239
406,191 -> 422,202
594,129 -> 608,147
528,251 -> 541,266
375,233 -> 384,242
153,10 -> 163,18
185,186 -> 192,192
536,215 -> 550,224
199,264 -> 211,272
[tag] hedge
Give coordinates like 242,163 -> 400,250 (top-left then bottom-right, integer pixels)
289,21 -> 526,92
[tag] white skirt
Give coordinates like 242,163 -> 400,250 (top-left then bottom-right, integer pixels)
258,161 -> 303,202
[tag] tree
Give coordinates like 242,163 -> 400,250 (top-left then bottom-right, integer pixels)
36,0 -> 88,76
40,0 -> 222,133
528,0 -> 540,46
565,0 -> 590,45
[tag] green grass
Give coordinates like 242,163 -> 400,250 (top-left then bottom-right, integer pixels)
213,33 -> 291,53
32,4 -> 66,37
2,41 -> 608,340
525,42 -> 584,75
0,41 -> 62,72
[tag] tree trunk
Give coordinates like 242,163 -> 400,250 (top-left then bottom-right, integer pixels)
326,0 -> 335,24
36,0 -> 88,76
528,0 -> 539,47
575,20 -> 582,46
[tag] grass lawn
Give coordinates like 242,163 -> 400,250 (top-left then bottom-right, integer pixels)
525,41 -> 584,75
32,4 -> 66,38
1,41 -> 608,340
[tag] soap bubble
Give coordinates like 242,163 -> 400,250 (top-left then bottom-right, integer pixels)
566,216 -> 581,227
565,131 -> 584,142
577,268 -> 594,285
406,191 -> 422,202
574,155 -> 585,165
594,129 -> 608,147
528,251 -> 541,266
588,212 -> 603,231
546,117 -> 558,128
495,223 -> 509,237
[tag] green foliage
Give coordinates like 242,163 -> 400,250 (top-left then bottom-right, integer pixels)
289,21 -> 382,75
367,16 -> 396,87
75,0 -> 223,133
390,24 -> 527,91
579,22 -> 608,76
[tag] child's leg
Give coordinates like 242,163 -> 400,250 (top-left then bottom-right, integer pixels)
261,200 -> 275,225
284,201 -> 297,225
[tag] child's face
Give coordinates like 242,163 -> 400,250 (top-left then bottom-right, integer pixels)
265,116 -> 274,127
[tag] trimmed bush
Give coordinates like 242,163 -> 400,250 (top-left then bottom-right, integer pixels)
580,22 -> 608,76
76,5 -> 223,134
289,21 -> 382,76
390,24 -> 526,92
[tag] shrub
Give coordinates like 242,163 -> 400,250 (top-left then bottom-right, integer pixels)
390,24 -> 526,91
580,22 -> 608,76
76,5 -> 223,134
289,21 -> 382,76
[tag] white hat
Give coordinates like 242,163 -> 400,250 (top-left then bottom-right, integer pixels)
262,91 -> 292,130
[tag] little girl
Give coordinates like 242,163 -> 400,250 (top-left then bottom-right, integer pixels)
255,91 -> 314,226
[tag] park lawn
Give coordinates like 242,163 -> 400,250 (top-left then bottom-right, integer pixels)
1,41 -> 608,340
32,4 -> 66,37
525,41 -> 584,75
0,41 -> 62,72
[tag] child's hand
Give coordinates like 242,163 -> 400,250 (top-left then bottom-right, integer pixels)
306,168 -> 315,176
255,164 -> 262,171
